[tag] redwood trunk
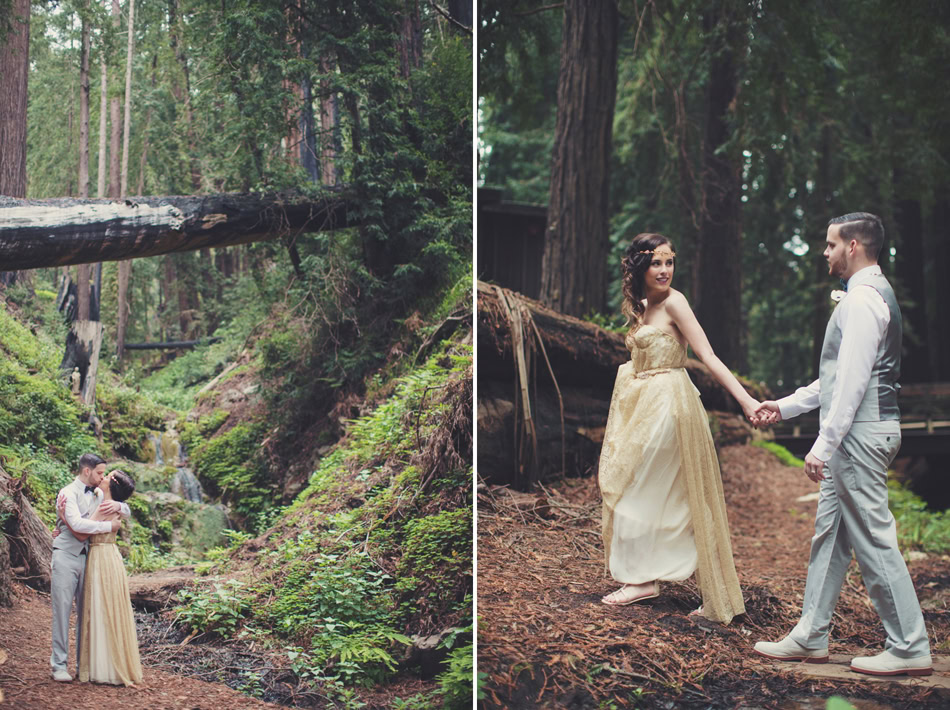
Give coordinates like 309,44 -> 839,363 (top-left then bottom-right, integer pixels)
539,0 -> 618,318
0,465 -> 53,595
79,10 -> 91,198
694,3 -> 747,372
0,0 -> 29,198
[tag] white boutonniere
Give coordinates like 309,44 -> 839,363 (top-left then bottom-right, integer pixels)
830,289 -> 846,303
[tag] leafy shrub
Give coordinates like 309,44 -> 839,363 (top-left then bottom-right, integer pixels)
397,507 -> 472,613
176,580 -> 251,636
436,642 -> 474,709
888,479 -> 950,554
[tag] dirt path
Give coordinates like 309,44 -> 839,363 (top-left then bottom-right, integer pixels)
477,444 -> 950,709
0,582 -> 279,710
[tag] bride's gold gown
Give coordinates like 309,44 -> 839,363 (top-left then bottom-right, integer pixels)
598,324 -> 745,624
79,530 -> 143,685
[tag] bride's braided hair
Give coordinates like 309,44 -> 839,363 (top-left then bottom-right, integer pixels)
621,233 -> 675,327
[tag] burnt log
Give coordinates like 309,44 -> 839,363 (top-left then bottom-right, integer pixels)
124,337 -> 222,350
0,465 -> 53,595
0,189 -> 354,271
477,281 -> 770,488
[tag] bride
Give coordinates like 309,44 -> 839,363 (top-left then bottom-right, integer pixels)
60,469 -> 143,685
598,233 -> 757,623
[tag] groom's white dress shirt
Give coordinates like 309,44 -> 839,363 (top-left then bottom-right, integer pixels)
60,477 -> 130,534
777,265 -> 891,462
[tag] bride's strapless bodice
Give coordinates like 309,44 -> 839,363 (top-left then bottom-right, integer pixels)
89,530 -> 117,545
625,324 -> 687,372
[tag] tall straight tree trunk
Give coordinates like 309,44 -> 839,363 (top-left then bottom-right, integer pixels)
0,0 -> 29,199
79,9 -> 91,198
115,0 -> 135,363
108,0 -> 122,199
808,122 -> 834,378
120,0 -> 135,197
319,56 -> 341,185
0,0 -> 30,286
97,56 -> 108,198
168,0 -> 201,190
693,2 -> 747,372
137,54 -> 157,194
540,0 -> 619,318
397,0 -> 422,79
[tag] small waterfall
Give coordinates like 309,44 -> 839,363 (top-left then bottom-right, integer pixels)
171,467 -> 204,503
147,432 -> 164,465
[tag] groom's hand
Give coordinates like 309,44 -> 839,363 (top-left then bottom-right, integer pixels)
755,401 -> 782,427
804,453 -> 826,482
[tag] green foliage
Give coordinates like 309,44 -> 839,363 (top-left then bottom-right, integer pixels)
189,421 -> 271,521
752,440 -> 806,468
398,508 -> 472,609
436,642 -> 474,710
95,383 -> 168,462
888,479 -> 950,555
176,580 -> 251,637
826,697 -> 857,710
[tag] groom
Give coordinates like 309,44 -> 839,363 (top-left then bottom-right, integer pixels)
50,453 -> 129,682
753,213 -> 931,676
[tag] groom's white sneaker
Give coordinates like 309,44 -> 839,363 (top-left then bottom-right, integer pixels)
753,636 -> 829,664
850,650 -> 933,677
51,668 -> 73,682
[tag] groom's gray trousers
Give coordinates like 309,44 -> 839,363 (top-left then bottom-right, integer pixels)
788,420 -> 930,657
50,547 -> 87,671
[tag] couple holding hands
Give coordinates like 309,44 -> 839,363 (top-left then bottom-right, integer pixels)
597,212 -> 932,677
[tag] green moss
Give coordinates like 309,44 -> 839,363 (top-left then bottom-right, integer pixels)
191,421 -> 271,520
752,440 -> 806,467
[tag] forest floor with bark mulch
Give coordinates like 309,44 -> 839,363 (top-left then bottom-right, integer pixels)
0,574 -> 433,710
477,443 -> 950,709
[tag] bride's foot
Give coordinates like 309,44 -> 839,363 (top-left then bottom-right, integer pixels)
601,581 -> 659,606
688,605 -> 704,618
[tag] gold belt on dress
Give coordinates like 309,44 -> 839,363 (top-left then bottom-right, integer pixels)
634,367 -> 679,379
89,542 -> 115,546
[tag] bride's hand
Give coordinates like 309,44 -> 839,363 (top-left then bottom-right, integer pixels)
742,399 -> 761,428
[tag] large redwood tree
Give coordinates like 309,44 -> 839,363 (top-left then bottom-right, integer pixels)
539,0 -> 618,318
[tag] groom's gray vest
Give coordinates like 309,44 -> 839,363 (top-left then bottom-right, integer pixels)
52,515 -> 89,556
818,271 -> 901,423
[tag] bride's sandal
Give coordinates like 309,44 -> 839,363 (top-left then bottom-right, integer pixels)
601,582 -> 660,606
688,605 -> 704,618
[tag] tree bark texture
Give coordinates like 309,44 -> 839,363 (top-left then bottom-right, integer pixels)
540,0 -> 618,318
97,56 -> 108,198
116,260 -> 132,360
319,56 -> 341,186
120,0 -> 135,198
477,281 -> 767,488
79,10 -> 91,198
693,2 -> 747,372
0,0 -> 29,199
0,464 -> 53,594
397,0 -> 423,79
109,0 -> 122,199
0,190 -> 354,270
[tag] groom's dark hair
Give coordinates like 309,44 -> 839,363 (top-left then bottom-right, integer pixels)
78,453 -> 106,473
828,212 -> 885,260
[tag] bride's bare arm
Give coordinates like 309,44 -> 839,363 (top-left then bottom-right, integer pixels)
666,292 -> 760,423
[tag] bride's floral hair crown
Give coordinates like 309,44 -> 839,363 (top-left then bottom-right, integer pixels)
638,247 -> 676,258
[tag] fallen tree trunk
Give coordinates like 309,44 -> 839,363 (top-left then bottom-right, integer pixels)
0,189 -> 354,270
124,337 -> 222,350
0,465 -> 53,595
477,281 -> 770,489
